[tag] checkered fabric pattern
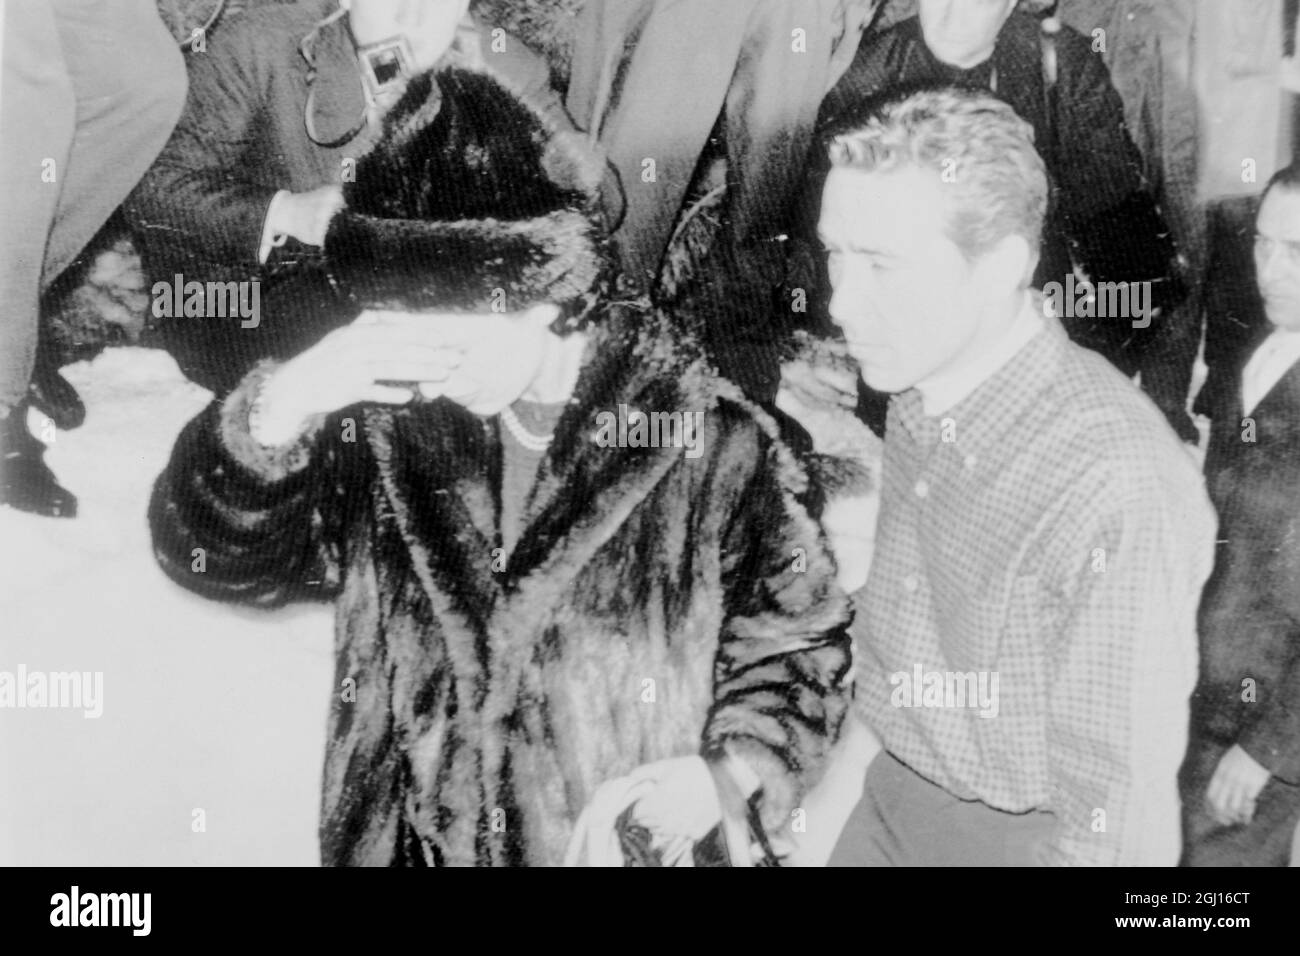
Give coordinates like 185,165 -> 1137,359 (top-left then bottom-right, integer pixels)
853,317 -> 1217,865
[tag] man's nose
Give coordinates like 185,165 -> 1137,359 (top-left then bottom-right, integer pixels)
827,272 -> 868,328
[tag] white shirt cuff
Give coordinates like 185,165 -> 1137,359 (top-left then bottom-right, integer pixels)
258,190 -> 292,265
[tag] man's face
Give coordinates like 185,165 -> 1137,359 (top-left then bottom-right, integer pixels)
1255,187 -> 1300,333
349,0 -> 471,74
917,0 -> 1017,69
820,165 -> 986,394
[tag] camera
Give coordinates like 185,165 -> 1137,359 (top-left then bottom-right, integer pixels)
356,36 -> 413,100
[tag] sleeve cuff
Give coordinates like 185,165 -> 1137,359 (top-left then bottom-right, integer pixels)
258,190 -> 292,265
219,361 -> 325,482
704,735 -> 799,834
1239,724 -> 1300,786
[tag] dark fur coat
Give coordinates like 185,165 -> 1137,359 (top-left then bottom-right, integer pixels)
149,62 -> 852,866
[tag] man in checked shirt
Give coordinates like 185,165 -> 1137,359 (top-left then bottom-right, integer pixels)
813,86 -> 1217,866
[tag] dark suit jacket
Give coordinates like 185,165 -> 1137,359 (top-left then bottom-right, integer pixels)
1194,345 -> 1300,785
123,0 -> 572,393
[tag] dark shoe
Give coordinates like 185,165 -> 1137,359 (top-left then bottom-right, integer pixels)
1,406 -> 77,518
28,358 -> 85,431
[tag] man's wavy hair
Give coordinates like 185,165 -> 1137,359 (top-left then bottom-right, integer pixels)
827,86 -> 1048,263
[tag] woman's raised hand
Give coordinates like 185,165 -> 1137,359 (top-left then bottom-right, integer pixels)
252,311 -> 464,446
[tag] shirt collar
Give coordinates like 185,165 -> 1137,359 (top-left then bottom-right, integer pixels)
892,299 -> 1065,452
914,292 -> 1046,417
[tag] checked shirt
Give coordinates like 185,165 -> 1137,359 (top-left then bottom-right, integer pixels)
852,316 -> 1217,865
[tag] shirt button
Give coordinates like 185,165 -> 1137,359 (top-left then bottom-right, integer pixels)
964,454 -> 978,470
914,479 -> 929,498
902,575 -> 920,593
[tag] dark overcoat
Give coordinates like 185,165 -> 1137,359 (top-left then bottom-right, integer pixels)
1183,349 -> 1300,865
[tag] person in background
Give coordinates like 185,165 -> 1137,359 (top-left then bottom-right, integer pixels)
1182,164 -> 1300,867
564,0 -> 879,406
124,0 -> 593,397
0,0 -> 187,517
797,0 -> 1191,440
817,87 -> 1215,866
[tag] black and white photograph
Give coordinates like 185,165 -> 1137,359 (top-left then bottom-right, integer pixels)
0,0 -> 1296,902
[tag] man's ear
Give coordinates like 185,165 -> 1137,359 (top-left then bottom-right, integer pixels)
975,233 -> 1035,298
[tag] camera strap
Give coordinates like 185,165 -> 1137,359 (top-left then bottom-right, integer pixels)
300,6 -> 370,149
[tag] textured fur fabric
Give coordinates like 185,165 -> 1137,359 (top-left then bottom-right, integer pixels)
42,232 -> 150,364
150,303 -> 853,866
325,67 -> 607,318
148,48 -> 854,864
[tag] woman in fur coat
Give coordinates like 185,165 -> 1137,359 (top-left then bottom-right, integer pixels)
148,61 -> 853,866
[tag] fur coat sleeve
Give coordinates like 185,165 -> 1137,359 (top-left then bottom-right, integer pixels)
702,415 -> 854,829
148,362 -> 367,607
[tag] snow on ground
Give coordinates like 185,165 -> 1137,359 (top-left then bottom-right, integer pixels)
0,348 -> 333,865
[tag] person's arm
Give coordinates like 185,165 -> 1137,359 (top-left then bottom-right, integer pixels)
1238,671 -> 1300,785
148,361 -> 362,608
1039,482 -> 1212,866
813,16 -> 899,135
150,305 -> 492,604
1238,519 -> 1300,785
702,407 -> 854,837
122,21 -> 286,272
1054,28 -> 1182,306
124,20 -> 341,276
